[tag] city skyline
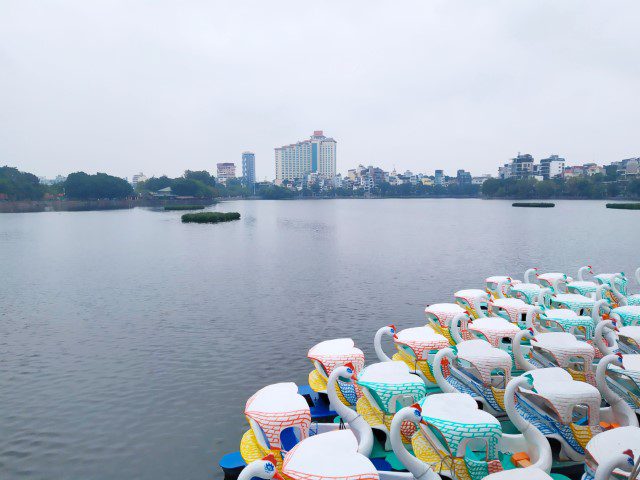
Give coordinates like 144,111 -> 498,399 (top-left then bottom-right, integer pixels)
2,1 -> 639,181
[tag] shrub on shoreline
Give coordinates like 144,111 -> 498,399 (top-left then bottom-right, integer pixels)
606,203 -> 640,210
164,205 -> 205,211
512,202 -> 555,208
181,212 -> 241,223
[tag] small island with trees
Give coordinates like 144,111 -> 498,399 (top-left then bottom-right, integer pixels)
181,212 -> 241,224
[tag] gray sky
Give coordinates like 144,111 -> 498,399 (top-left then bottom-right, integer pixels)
1,1 -> 639,181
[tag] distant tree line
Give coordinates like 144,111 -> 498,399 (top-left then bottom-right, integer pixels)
0,166 -> 47,200
64,172 -> 134,199
482,175 -> 640,199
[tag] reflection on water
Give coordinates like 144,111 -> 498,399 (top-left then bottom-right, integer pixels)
0,199 -> 638,479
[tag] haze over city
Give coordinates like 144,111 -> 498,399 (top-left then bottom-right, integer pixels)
1,0 -> 639,181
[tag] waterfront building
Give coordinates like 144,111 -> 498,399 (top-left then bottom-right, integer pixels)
434,169 -> 444,186
421,177 -> 434,186
242,152 -> 256,186
217,163 -> 236,183
472,175 -> 491,185
275,131 -> 336,181
456,169 -> 472,186
539,155 -> 565,179
131,172 -> 147,189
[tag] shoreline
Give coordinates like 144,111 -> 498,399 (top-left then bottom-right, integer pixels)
0,198 -> 216,213
1,196 -> 637,213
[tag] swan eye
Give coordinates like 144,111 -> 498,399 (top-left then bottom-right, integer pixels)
265,463 -> 275,472
414,409 -> 421,417
346,367 -> 353,374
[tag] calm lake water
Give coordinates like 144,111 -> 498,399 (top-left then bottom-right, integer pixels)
1,199 -> 639,479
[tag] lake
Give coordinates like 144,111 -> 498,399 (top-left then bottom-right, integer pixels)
1,199 -> 639,479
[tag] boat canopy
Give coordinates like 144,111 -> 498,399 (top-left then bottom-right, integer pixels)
468,317 -> 520,346
282,429 -> 379,480
244,383 -> 311,450
419,392 -> 501,458
394,326 -> 449,360
357,362 -> 426,414
521,368 -> 601,425
454,339 -> 512,385
307,338 -> 365,376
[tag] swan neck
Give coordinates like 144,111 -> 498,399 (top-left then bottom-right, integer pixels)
374,328 -> 393,362
390,409 -> 437,480
513,331 -> 535,371
327,369 -> 374,456
433,349 -> 457,393
504,378 -> 552,472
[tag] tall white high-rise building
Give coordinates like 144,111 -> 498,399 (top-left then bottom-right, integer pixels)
275,130 -> 336,181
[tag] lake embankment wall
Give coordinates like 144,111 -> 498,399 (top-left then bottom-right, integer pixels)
0,198 -> 216,213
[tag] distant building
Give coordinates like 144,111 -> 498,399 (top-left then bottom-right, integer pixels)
275,131 -> 337,181
421,177 -> 434,186
434,169 -> 444,186
539,155 -> 565,179
217,163 -> 236,183
242,152 -> 256,186
131,172 -> 148,189
512,154 -> 534,179
456,169 -> 472,185
472,175 -> 491,185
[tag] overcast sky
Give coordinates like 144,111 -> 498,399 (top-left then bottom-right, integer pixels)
1,1 -> 639,181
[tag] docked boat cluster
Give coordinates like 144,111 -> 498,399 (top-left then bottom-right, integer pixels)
220,267 -> 640,480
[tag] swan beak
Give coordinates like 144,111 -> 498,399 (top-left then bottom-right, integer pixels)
351,373 -> 359,381
393,334 -> 398,340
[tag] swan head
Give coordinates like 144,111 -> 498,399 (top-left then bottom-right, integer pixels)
343,362 -> 359,381
623,449 -> 635,467
524,327 -> 536,341
387,324 -> 398,339
587,265 -> 594,274
261,455 -> 284,480
614,352 -> 625,370
409,402 -> 424,423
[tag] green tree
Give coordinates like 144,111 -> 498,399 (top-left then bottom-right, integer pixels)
64,172 -> 133,200
0,166 -> 46,200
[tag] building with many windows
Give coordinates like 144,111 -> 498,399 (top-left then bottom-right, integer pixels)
275,131 -> 336,182
242,152 -> 256,185
456,169 -> 472,185
434,169 -> 444,186
539,155 -> 565,179
217,163 -> 236,183
131,172 -> 147,189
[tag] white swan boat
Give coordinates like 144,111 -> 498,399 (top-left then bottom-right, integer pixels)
582,426 -> 640,480
489,297 -> 535,327
433,338 -> 513,417
390,391 -> 554,480
424,303 -> 466,345
308,338 -> 365,408
374,325 -> 449,388
454,289 -> 491,319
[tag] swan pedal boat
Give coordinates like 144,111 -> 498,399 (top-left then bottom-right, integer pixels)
537,273 -> 573,293
391,390 -> 567,480
307,338 -> 365,410
374,325 -> 449,388
424,302 -> 466,345
455,289 -> 491,319
433,339 -> 514,417
355,361 -> 428,451
582,426 -> 640,480
515,330 -> 597,384
489,297 -> 534,327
